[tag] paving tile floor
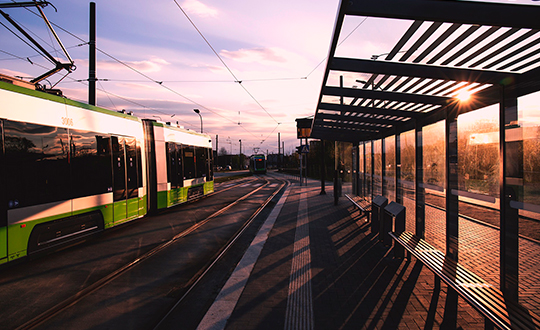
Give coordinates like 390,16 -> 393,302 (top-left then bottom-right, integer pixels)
205,177 -> 487,329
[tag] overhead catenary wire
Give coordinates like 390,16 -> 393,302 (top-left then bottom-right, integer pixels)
172,0 -> 281,126
7,3 -> 278,145
0,20 -> 56,66
1,44 -> 198,129
259,123 -> 280,145
93,48 -> 262,140
305,16 -> 369,79
88,76 -> 308,83
12,6 -> 260,137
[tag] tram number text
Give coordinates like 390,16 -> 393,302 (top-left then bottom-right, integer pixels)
62,117 -> 74,126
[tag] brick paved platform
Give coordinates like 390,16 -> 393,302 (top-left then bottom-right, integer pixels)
197,175 -> 486,329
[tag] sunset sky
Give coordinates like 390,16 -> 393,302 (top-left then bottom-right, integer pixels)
1,0 -> 538,155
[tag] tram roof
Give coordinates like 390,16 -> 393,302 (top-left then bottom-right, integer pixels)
311,0 -> 540,143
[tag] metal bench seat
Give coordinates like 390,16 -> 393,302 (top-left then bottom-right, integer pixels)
390,231 -> 540,330
345,194 -> 372,213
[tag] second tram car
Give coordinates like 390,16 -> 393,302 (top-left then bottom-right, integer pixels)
0,79 -> 213,264
249,154 -> 267,174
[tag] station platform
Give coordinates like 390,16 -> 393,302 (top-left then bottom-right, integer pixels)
196,175 -> 485,330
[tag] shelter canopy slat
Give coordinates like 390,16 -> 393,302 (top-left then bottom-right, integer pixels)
312,0 -> 540,142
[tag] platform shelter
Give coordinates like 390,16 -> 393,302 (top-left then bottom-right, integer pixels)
310,0 -> 540,316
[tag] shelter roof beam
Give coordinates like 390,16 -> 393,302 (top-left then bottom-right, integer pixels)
322,86 -> 450,107
319,102 -> 426,119
343,0 -> 540,29
330,58 -> 518,85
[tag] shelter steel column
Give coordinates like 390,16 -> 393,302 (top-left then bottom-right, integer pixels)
381,138 -> 386,198
362,141 -> 366,199
446,107 -> 459,262
320,140 -> 326,195
335,75 -> 344,205
353,142 -> 359,196
500,84 -> 520,302
396,134 -> 402,205
371,140 -> 375,203
415,121 -> 425,239
442,107 -> 459,330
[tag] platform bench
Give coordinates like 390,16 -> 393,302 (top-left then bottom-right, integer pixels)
345,194 -> 372,214
389,231 -> 540,330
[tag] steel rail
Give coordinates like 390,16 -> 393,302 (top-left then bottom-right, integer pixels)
153,177 -> 289,329
16,176 -> 273,330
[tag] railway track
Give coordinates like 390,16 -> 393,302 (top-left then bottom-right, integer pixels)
8,175 -> 287,330
153,177 -> 288,329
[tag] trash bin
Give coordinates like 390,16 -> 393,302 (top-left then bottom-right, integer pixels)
371,195 -> 388,236
384,202 -> 406,257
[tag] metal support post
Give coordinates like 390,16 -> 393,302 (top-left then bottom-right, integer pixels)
446,106 -> 459,262
500,84 -> 520,301
320,140 -> 326,195
415,121 -> 425,239
89,2 -> 96,105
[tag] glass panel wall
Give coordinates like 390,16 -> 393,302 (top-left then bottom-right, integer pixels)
401,130 -> 416,233
384,136 -> 395,202
341,142 -> 353,195
373,139 -> 382,197
457,105 -> 500,288
517,91 -> 540,313
423,121 -> 446,251
365,142 -> 372,203
359,143 -> 365,199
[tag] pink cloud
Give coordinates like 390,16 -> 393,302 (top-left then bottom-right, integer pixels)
220,47 -> 287,64
182,0 -> 218,18
96,58 -> 170,73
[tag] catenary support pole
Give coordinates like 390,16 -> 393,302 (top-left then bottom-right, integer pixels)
89,2 -> 96,105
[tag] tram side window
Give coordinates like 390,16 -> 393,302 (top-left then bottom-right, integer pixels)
196,147 -> 207,178
4,121 -> 70,208
183,146 -> 195,179
137,142 -> 143,188
112,136 -> 126,201
70,130 -> 113,199
166,142 -> 179,188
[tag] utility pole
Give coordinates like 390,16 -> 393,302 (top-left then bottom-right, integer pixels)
278,132 -> 281,170
305,137 -> 308,182
335,75 -> 343,205
89,2 -> 96,105
239,139 -> 242,169
320,140 -> 326,195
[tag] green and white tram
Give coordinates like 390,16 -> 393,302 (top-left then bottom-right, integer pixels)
249,154 -> 267,174
144,120 -> 214,211
0,79 -> 214,264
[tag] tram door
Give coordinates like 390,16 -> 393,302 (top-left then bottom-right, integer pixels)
125,137 -> 139,219
112,136 -> 139,223
0,120 -> 6,261
167,143 -> 184,204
